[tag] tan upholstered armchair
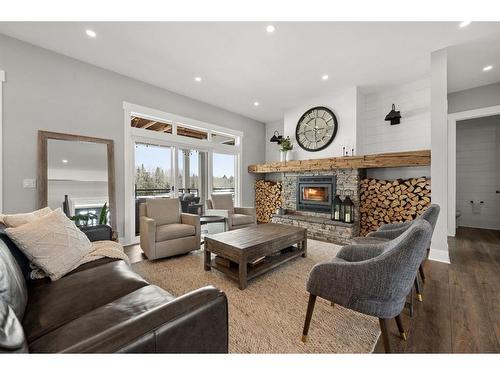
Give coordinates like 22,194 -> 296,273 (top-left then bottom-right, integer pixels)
205,194 -> 256,231
140,198 -> 200,260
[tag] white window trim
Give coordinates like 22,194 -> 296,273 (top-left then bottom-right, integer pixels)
123,101 -> 243,245
0,70 -> 5,213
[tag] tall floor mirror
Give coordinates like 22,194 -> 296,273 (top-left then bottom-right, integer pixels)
37,131 -> 117,233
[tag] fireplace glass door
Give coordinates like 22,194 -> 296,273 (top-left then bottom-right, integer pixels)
302,186 -> 329,203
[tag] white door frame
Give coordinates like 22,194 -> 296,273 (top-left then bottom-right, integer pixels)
447,104 -> 500,236
0,70 -> 5,213
123,101 -> 243,245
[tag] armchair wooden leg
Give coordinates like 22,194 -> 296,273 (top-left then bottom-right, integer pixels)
419,264 -> 426,284
406,288 -> 414,317
378,318 -> 391,353
301,294 -> 317,343
414,277 -> 423,302
394,314 -> 407,341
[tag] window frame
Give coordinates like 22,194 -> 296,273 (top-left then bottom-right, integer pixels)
123,101 -> 243,245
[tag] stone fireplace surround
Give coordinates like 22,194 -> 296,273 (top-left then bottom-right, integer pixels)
271,169 -> 364,244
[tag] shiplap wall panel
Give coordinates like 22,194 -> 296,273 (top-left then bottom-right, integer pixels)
456,116 -> 500,230
359,79 -> 430,155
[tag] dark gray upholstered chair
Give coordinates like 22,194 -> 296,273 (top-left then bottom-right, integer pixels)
353,204 -> 440,305
302,219 -> 433,353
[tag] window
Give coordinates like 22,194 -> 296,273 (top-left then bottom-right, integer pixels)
125,102 -> 243,244
177,148 -> 208,199
131,116 -> 173,134
212,153 -> 236,199
211,132 -> 236,146
134,143 -> 173,198
177,125 -> 208,140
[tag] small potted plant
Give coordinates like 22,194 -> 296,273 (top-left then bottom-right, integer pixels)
279,136 -> 293,162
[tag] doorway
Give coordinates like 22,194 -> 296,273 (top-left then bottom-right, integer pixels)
455,115 -> 500,231
447,104 -> 500,236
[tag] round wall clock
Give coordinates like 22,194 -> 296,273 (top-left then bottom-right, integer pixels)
295,106 -> 338,152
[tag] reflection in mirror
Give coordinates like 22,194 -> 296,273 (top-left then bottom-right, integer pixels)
47,139 -> 109,226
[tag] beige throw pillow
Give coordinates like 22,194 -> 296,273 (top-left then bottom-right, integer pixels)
5,208 -> 91,281
2,207 -> 52,228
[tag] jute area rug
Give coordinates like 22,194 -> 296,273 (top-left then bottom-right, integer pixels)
132,239 -> 380,353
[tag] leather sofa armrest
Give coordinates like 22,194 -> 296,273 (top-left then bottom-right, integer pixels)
140,216 -> 156,259
118,286 -> 228,353
29,285 -> 229,353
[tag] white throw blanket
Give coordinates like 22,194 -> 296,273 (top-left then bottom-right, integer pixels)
30,240 -> 130,280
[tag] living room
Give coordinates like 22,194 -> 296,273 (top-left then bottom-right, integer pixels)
1,0 -> 500,372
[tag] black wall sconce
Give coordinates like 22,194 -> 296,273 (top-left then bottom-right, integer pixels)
269,130 -> 284,144
385,104 -> 401,125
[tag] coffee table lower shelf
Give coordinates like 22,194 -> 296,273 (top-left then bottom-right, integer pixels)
208,247 -> 305,287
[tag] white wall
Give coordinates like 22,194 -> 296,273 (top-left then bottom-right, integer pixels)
359,78 -> 431,180
0,34 -> 265,236
456,115 -> 500,230
283,86 -> 358,160
48,180 -> 108,212
448,82 -> 500,114
430,48 -> 449,262
265,119 -> 284,162
358,79 -> 430,154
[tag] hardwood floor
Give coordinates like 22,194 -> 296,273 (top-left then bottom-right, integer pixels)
373,227 -> 500,353
126,227 -> 500,353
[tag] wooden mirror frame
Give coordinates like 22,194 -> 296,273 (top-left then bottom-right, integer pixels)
37,130 -> 117,232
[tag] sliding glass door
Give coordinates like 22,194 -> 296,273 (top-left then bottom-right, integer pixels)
134,142 -> 173,234
125,105 -> 243,244
177,148 -> 208,203
212,152 -> 236,201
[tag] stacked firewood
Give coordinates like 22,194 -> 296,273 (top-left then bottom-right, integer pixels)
255,180 -> 283,223
359,177 -> 431,236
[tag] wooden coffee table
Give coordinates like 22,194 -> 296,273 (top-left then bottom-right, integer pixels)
204,223 -> 307,290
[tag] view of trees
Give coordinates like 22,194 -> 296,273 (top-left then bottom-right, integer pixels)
135,164 -> 171,190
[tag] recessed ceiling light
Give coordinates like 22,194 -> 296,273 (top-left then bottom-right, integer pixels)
85,29 -> 97,38
253,101 -> 260,107
459,21 -> 471,28
266,25 -> 275,33
194,76 -> 202,82
62,159 -> 68,164
483,65 -> 493,72
322,74 -> 329,81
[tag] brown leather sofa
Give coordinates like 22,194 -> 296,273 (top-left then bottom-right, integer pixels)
0,226 -> 228,353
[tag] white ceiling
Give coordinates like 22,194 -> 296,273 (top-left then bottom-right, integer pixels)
448,35 -> 500,93
48,139 -> 108,173
1,22 -> 500,122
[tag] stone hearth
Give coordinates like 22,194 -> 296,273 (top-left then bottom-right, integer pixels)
270,169 -> 363,244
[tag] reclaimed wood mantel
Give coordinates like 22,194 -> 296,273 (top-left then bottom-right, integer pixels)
248,150 -> 430,173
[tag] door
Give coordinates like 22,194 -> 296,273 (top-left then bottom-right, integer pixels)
134,142 -> 174,234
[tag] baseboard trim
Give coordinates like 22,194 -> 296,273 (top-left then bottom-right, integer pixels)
428,247 -> 450,264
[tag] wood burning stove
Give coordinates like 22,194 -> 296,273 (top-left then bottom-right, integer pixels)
296,176 -> 336,213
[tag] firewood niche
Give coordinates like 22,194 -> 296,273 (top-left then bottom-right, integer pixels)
359,177 -> 431,236
250,150 -> 431,243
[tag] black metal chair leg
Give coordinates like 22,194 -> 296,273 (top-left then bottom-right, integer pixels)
394,314 -> 407,341
378,318 -> 391,353
414,276 -> 423,302
301,294 -> 317,343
